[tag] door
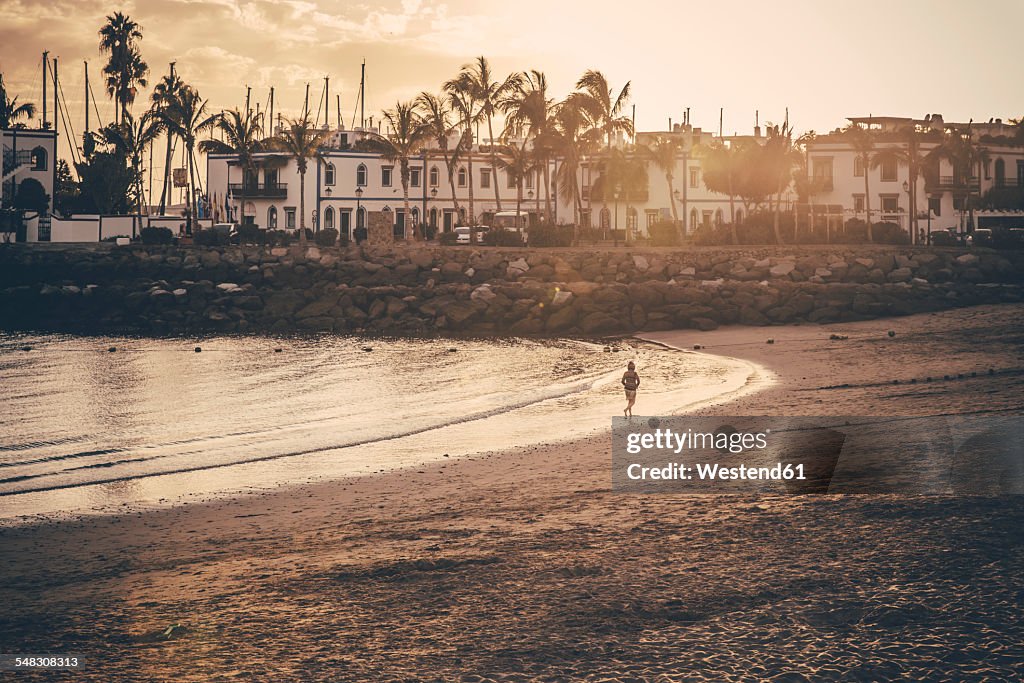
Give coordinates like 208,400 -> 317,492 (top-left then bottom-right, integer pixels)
394,210 -> 406,239
443,210 -> 454,232
340,210 -> 351,239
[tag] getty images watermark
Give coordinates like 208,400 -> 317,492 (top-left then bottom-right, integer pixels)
611,414 -> 1023,494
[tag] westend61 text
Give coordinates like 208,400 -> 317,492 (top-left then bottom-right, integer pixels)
627,462 -> 807,481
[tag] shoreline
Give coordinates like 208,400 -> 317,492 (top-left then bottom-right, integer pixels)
1,304 -> 1022,680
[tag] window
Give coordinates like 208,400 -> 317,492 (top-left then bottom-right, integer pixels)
480,168 -> 491,188
689,167 -> 699,188
30,147 -> 47,171
714,209 -> 723,226
812,157 -> 834,190
325,162 -> 336,186
267,206 -> 278,229
853,156 -> 864,177
626,207 -> 638,230
265,169 -> 279,187
853,194 -> 865,213
507,169 -> 516,189
645,209 -> 659,229
411,207 -> 419,226
382,166 -> 393,187
880,157 -> 897,182
928,196 -> 941,217
525,172 -> 534,190
458,167 -> 467,187
285,207 -> 296,229
324,206 -> 334,229
356,164 -> 367,187
994,158 -> 1005,186
880,195 -> 899,214
410,168 -> 421,188
690,208 -> 698,227
430,207 -> 438,228
356,207 -> 366,229
429,166 -> 439,187
599,207 -> 611,230
580,209 -> 591,228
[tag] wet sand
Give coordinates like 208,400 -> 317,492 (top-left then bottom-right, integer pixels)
1,304 -> 1022,681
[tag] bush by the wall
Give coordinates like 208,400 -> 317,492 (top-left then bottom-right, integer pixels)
648,220 -> 681,246
438,231 -> 458,246
193,229 -> 228,246
527,223 -> 573,247
315,228 -> 338,247
234,224 -> 264,245
140,226 -> 174,245
483,228 -> 526,246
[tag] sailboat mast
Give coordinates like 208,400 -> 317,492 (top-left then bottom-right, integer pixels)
325,76 -> 329,129
42,51 -> 48,129
269,87 -> 274,135
360,60 -> 365,129
84,61 -> 89,136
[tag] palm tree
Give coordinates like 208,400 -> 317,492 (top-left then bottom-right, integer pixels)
642,134 -> 683,237
763,122 -> 799,245
150,71 -> 184,215
357,101 -> 429,241
495,143 -> 540,224
550,98 -> 593,237
502,70 -> 554,220
444,75 -> 481,224
573,71 -> 633,238
842,122 -> 877,242
0,76 -> 36,128
699,140 -> 744,244
416,91 -> 464,227
871,125 -> 929,243
269,114 -> 330,245
199,108 -> 266,224
454,57 -> 520,214
98,12 -> 148,125
927,124 -> 988,233
158,86 -> 216,235
99,110 -> 163,214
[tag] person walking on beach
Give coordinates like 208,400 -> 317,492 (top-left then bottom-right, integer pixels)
622,361 -> 640,417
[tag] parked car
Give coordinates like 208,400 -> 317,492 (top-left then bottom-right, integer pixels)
930,229 -> 962,247
968,228 -> 993,247
454,226 -> 488,244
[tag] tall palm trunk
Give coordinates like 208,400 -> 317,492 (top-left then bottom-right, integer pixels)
187,141 -> 197,235
441,150 -> 462,222
728,174 -> 738,245
543,157 -> 552,221
466,150 -> 475,224
487,114 -> 502,212
863,153 -> 874,243
401,161 -> 413,241
297,165 -> 307,246
158,133 -> 173,214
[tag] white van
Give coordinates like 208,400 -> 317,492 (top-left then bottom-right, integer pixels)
492,211 -> 529,244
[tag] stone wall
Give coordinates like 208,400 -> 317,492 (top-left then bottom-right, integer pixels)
1,244 -> 1022,337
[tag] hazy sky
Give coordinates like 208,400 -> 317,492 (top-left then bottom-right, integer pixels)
2,0 -> 1022,163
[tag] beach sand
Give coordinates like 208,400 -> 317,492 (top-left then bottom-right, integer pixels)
1,304 -> 1022,681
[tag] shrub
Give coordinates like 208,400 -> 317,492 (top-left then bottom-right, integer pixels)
264,229 -> 292,247
315,228 -> 338,247
648,220 -> 681,246
872,221 -> 910,245
422,223 -> 437,241
527,223 -> 573,247
690,222 -> 733,246
235,224 -> 264,245
483,228 -> 525,246
439,231 -> 458,246
140,226 -> 174,245
576,226 -> 603,244
101,234 -> 130,243
193,229 -> 227,246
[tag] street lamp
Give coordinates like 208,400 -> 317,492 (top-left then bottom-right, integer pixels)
902,180 -> 913,244
613,189 -> 620,247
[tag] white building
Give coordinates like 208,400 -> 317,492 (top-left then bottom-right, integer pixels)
205,122 -> 742,240
2,126 -> 57,238
805,115 -> 1024,240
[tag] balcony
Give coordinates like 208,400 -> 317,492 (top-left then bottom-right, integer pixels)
229,182 -> 288,198
926,176 -> 981,192
994,178 -> 1023,189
